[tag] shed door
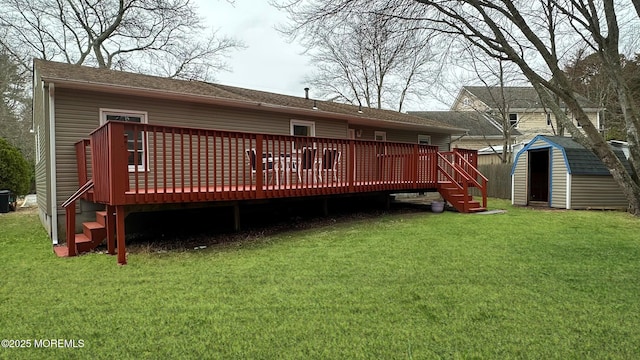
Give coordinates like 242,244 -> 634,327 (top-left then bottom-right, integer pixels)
528,149 -> 550,203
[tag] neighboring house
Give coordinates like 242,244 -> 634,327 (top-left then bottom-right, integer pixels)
451,86 -> 604,143
511,135 -> 629,209
409,111 -> 522,154
33,59 -> 487,264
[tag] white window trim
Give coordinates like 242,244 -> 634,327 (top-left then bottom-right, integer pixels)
374,131 -> 387,141
99,108 -> 149,172
418,134 -> 431,145
290,119 -> 316,137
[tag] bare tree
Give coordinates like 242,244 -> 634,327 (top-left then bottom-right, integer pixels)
458,50 -> 529,163
277,6 -> 441,111
0,48 -> 32,163
0,0 -> 243,80
276,0 -> 640,215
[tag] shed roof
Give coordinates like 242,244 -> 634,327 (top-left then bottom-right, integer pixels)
522,135 -> 630,175
34,59 -> 465,134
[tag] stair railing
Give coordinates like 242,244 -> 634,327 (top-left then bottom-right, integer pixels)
61,180 -> 94,256
454,152 -> 488,209
437,153 -> 471,212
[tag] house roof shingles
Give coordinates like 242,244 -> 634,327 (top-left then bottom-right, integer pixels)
34,59 -> 465,134
463,86 -> 600,110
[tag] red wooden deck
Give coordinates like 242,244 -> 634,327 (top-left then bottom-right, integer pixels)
61,121 -> 487,264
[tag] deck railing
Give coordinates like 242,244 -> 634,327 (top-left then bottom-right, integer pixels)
87,121 -> 441,206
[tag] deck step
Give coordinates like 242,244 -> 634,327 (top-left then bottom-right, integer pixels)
83,221 -> 106,240
53,245 -> 69,257
95,211 -> 108,226
75,233 -> 95,253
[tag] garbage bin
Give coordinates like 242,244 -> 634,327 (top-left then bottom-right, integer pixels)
0,190 -> 10,213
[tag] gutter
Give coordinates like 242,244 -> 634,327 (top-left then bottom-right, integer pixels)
40,77 -> 467,135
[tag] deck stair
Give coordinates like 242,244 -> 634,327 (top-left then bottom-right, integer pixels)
438,181 -> 486,213
436,150 -> 488,213
54,211 -> 108,257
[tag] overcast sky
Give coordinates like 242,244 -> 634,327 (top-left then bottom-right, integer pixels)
194,1 -> 452,110
195,1 -> 314,99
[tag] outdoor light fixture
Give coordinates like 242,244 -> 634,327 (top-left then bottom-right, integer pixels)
358,105 -> 363,114
313,100 -> 318,110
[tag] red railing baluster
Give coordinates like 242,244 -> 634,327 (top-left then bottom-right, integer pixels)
84,121 -> 473,211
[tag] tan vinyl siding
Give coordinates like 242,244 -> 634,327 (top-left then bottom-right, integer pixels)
512,151 -> 527,205
528,138 -> 549,149
550,149 -> 567,208
430,134 -> 450,152
53,88 -> 351,214
33,74 -> 49,213
570,175 -> 628,209
347,126 -> 449,151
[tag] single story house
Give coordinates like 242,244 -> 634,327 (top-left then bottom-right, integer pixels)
33,59 -> 488,264
511,135 -> 629,209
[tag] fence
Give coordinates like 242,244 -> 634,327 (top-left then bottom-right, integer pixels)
470,163 -> 512,199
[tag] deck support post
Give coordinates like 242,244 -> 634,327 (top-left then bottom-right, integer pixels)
322,198 -> 329,216
233,202 -> 241,232
115,205 -> 127,265
106,205 -> 116,255
383,194 -> 391,210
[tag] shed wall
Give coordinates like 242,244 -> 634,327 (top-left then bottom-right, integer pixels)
512,151 -> 528,205
570,175 -> 628,209
550,148 -> 567,208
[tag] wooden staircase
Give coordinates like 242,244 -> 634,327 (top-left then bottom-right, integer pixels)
54,210 -> 108,257
438,182 -> 486,213
436,150 -> 488,213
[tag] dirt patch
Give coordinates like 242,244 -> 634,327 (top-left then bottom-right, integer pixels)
115,199 -> 434,254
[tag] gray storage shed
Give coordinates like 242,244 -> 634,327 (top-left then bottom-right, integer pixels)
511,135 -> 629,210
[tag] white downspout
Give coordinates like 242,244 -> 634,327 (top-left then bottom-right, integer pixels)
49,83 -> 58,245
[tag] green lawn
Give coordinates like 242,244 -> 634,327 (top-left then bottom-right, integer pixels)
1,200 -> 639,359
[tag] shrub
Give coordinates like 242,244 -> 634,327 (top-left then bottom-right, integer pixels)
0,137 -> 30,195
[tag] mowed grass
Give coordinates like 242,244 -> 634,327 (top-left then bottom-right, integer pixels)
1,200 -> 639,359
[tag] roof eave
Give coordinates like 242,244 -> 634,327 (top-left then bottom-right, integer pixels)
42,76 -> 465,134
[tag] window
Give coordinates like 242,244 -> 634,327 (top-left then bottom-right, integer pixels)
100,109 -> 148,172
418,134 -> 431,145
508,113 -> 518,128
290,120 -> 315,137
290,120 -> 316,149
546,113 -> 552,126
463,97 -> 470,106
374,131 -> 386,141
